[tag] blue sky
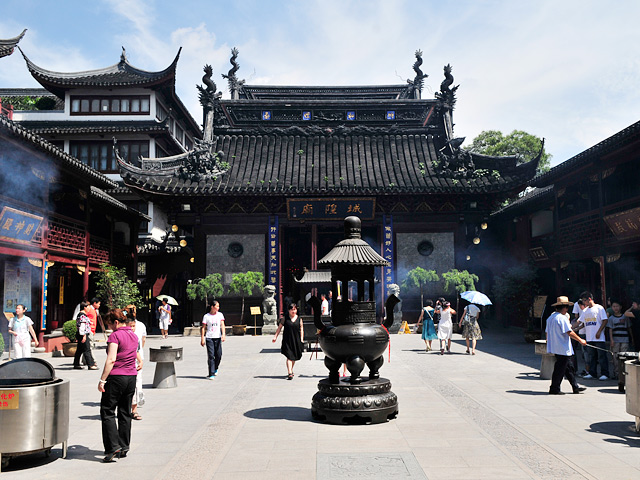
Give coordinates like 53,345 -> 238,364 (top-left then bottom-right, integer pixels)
2,0 -> 640,167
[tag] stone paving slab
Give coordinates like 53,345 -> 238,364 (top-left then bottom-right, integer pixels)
1,328 -> 639,479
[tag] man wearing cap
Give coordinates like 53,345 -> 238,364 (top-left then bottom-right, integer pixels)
546,296 -> 587,395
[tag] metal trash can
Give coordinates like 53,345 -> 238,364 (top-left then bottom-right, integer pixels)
0,358 -> 69,471
618,351 -> 639,392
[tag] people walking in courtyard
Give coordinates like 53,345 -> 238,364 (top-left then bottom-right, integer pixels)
74,301 -> 98,370
8,304 -> 38,358
200,301 -> 226,379
607,300 -> 631,380
578,291 -> 609,380
126,305 -> 146,420
98,309 -> 142,462
570,299 -> 588,376
272,303 -> 304,379
436,298 -> 456,355
545,296 -> 587,395
417,299 -> 437,352
321,293 -> 329,316
158,298 -> 171,339
459,301 -> 482,355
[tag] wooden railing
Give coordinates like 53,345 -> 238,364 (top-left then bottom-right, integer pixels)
0,98 -> 13,120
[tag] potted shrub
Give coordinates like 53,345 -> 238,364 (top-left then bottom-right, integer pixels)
186,273 -> 224,325
62,320 -> 77,357
228,271 -> 264,333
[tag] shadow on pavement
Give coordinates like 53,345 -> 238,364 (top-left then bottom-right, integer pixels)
82,401 -> 100,407
259,348 -> 280,354
506,390 -> 550,396
244,406 -> 311,422
597,388 -> 625,395
588,421 -> 640,447
78,415 -> 101,421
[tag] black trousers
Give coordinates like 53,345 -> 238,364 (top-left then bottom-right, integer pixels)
73,332 -> 95,367
206,337 -> 222,376
100,375 -> 136,454
550,354 -> 579,393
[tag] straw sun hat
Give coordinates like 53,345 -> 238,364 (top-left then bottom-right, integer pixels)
551,296 -> 574,307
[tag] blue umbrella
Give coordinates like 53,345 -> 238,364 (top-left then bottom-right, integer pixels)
460,291 -> 492,306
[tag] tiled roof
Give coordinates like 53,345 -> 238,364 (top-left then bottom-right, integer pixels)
241,85 -> 413,100
120,133 -> 538,196
533,119 -> 640,187
318,238 -> 389,266
491,186 -> 554,217
20,47 -> 181,97
0,114 -> 117,190
294,270 -> 332,284
20,120 -> 172,136
0,29 -> 26,58
90,186 -> 150,220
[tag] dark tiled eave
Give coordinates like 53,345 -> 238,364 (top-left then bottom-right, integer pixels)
120,133 -> 537,197
0,114 -> 116,190
20,120 -> 171,136
533,119 -> 640,187
0,29 -> 26,58
491,186 -> 554,218
90,186 -> 150,220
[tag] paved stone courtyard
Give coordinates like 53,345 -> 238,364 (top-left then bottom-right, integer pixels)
1,328 -> 639,479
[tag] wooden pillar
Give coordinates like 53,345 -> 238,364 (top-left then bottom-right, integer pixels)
311,224 -> 318,297
83,232 -> 90,300
598,256 -> 606,305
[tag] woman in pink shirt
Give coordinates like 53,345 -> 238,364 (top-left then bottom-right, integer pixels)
97,309 -> 142,462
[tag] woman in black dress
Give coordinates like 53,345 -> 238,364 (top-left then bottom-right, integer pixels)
272,303 -> 304,379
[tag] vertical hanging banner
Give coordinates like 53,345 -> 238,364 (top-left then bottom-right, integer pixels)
41,261 -> 49,329
268,216 -> 279,289
382,215 -> 394,297
3,260 -> 32,312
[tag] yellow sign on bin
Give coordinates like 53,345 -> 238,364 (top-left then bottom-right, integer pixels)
0,390 -> 19,409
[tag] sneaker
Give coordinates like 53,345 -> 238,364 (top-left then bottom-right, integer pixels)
214,370 -> 218,376
578,370 -> 587,377
207,375 -> 215,380
598,375 -> 608,381
582,374 -> 593,379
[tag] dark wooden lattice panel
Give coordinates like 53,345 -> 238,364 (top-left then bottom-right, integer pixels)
557,213 -> 602,253
47,216 -> 86,254
89,237 -> 110,264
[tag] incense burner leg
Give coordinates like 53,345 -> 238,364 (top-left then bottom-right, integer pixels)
346,355 -> 365,384
325,356 -> 342,384
367,356 -> 384,380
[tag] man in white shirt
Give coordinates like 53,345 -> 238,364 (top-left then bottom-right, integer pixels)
546,296 -> 587,395
200,301 -> 226,379
321,294 -> 329,316
578,291 -> 609,380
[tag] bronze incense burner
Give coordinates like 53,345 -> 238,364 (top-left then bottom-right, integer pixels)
310,216 -> 399,424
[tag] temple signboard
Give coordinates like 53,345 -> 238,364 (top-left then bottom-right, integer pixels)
287,198 -> 375,221
0,206 -> 43,244
604,207 -> 640,240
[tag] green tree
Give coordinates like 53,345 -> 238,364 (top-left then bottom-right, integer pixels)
468,130 -> 551,173
95,263 -> 143,309
228,271 -> 264,323
402,267 -> 439,308
186,273 -> 224,302
441,269 -> 478,295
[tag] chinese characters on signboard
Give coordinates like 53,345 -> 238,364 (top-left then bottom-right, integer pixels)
268,216 -> 279,288
383,215 -> 394,299
604,207 -> 640,240
0,206 -> 43,244
3,260 -> 32,312
41,261 -> 49,329
287,198 -> 375,220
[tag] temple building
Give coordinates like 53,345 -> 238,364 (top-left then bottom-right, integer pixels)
118,50 -> 541,325
0,33 -> 146,349
1,46 -> 203,327
488,119 -> 640,326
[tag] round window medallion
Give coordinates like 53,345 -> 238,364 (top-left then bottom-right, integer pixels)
228,242 -> 244,258
417,240 -> 434,257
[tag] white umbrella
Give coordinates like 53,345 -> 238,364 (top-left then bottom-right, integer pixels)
156,295 -> 178,306
460,291 -> 492,306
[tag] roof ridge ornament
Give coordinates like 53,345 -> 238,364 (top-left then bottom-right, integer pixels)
434,64 -> 459,110
120,46 -> 127,64
222,47 -> 245,99
406,50 -> 427,99
197,64 -> 221,142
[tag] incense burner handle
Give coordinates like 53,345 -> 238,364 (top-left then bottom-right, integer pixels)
383,294 -> 400,329
308,296 -> 325,331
